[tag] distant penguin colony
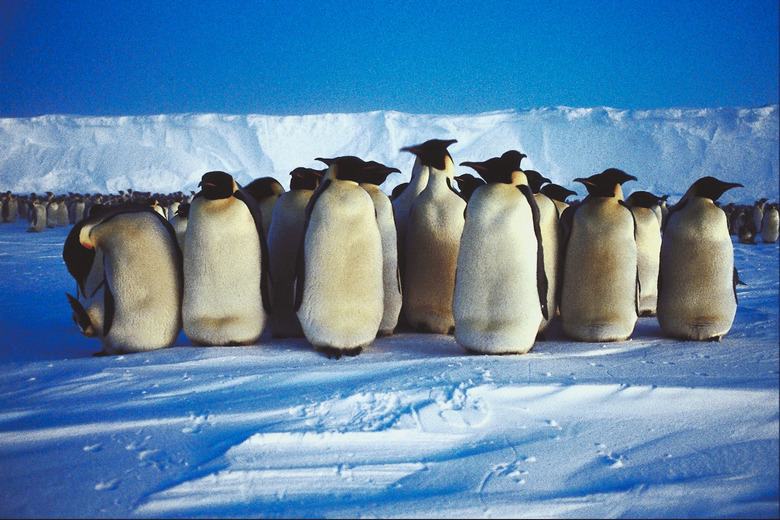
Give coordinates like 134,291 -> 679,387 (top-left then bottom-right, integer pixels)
0,136 -> 767,359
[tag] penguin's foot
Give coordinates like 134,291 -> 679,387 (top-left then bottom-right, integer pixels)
639,310 -> 656,317
535,332 -> 546,342
706,335 -> 723,342
317,346 -> 363,359
92,350 -> 110,357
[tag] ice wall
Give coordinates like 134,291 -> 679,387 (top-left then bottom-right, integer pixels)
0,106 -> 776,203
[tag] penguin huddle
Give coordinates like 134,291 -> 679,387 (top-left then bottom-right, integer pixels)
53,142 -> 769,357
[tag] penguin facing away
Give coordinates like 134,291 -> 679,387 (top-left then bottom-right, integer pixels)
524,168 -> 559,332
182,171 -> 270,346
559,168 -> 639,342
295,156 -> 385,358
452,151 -> 548,354
401,139 -> 466,334
62,204 -> 183,355
358,161 -> 404,337
245,176 -> 286,240
540,183 -> 577,217
266,167 -> 325,338
657,176 -> 743,341
392,155 -> 430,284
453,173 -> 487,202
625,190 -> 663,317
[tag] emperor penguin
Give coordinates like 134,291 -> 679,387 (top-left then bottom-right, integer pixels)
62,204 -> 183,355
761,204 -> 779,243
540,183 -> 577,217
657,176 -> 743,341
245,176 -> 286,240
182,171 -> 271,346
359,161 -> 403,336
295,156 -> 384,357
391,155 -> 430,280
401,139 -> 466,334
453,173 -> 486,202
1,192 -> 17,223
753,198 -> 768,233
266,167 -> 325,338
27,197 -> 47,232
170,202 -> 190,251
452,152 -> 548,354
559,168 -> 639,342
524,168 -> 559,332
625,190 -> 663,316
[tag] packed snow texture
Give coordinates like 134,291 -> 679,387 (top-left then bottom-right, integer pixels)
0,106 -> 778,203
0,222 -> 778,517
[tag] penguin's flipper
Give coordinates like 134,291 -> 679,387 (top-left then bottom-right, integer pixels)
295,179 -> 332,311
519,185 -> 549,321
557,204 -> 576,309
103,275 -> 115,336
234,187 -> 273,313
66,293 -> 93,335
620,199 -> 641,315
733,267 -> 746,304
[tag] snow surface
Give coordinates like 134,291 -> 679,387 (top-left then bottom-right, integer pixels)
0,223 -> 778,518
0,108 -> 778,518
0,106 -> 778,203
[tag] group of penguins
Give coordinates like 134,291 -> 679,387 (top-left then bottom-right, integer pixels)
48,138 -> 779,358
0,189 -> 193,232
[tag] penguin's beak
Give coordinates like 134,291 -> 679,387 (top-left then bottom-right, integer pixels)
573,177 -> 594,186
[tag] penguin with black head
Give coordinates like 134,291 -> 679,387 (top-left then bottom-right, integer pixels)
658,176 -> 743,340
295,156 -> 384,358
453,151 -> 548,354
559,168 -> 639,342
401,139 -> 466,335
182,171 -> 271,346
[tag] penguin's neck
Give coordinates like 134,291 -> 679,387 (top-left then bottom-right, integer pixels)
408,159 -> 429,195
425,168 -> 455,196
511,170 -> 528,187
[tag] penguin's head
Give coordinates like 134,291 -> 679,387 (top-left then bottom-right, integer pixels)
289,167 -> 326,190
175,202 -> 191,219
244,177 -> 285,203
198,171 -> 236,200
390,182 -> 409,201
625,190 -> 662,209
400,139 -> 457,171
574,168 -> 637,198
540,183 -> 577,203
684,176 -> 743,202
460,151 -> 525,185
361,161 -> 401,186
523,170 -> 551,194
316,156 -> 368,183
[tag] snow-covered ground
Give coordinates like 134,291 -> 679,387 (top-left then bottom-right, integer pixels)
0,216 -> 777,518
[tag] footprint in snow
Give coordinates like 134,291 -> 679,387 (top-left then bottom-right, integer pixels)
94,479 -> 120,491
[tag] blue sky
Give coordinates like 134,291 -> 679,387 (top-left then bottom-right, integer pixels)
1,0 -> 778,117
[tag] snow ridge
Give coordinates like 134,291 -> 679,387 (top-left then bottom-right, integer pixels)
0,106 -> 777,202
